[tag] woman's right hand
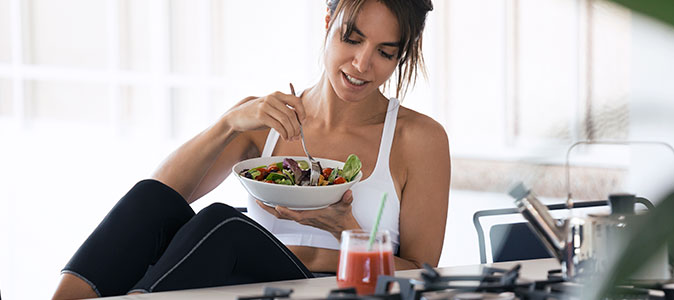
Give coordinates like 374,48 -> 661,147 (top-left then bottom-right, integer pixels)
223,92 -> 306,141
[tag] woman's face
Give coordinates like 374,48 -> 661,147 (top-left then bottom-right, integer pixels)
324,0 -> 400,103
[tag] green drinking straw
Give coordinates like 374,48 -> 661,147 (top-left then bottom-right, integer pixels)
367,192 -> 388,251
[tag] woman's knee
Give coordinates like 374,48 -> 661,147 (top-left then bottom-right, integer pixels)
182,203 -> 251,234
129,180 -> 186,207
111,180 -> 193,218
197,203 -> 242,220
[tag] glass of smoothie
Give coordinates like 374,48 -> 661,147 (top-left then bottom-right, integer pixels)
336,229 -> 395,295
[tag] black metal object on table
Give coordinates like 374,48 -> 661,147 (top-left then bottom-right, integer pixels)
373,263 -> 532,300
472,200 -> 610,264
473,196 -> 656,264
237,287 -> 294,300
239,260 -> 670,300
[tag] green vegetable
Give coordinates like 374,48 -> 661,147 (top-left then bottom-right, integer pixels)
297,160 -> 309,170
275,162 -> 283,170
249,169 -> 261,178
275,178 -> 292,185
265,172 -> 286,181
341,154 -> 362,182
282,169 -> 295,185
327,167 -> 337,183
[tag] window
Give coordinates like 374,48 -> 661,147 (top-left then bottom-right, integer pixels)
0,0 -> 327,209
0,0 -> 10,62
423,0 -> 632,199
0,2 -> 326,299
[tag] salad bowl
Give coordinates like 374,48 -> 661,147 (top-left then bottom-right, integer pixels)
232,156 -> 363,210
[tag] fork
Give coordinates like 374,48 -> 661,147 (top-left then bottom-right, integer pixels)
290,83 -> 321,186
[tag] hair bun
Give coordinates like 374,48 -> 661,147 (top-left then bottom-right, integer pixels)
420,0 -> 433,11
410,0 -> 433,12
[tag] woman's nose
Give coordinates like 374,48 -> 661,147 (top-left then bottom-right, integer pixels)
352,48 -> 373,73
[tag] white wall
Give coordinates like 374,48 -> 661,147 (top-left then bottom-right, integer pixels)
628,14 -> 674,204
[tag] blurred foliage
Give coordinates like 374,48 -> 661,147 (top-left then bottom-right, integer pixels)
609,0 -> 674,27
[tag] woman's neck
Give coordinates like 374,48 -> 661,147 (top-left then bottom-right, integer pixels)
303,74 -> 389,131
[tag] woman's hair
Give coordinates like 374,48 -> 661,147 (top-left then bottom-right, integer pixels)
326,0 -> 433,99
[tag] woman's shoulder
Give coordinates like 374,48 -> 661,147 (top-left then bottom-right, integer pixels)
395,105 -> 448,144
390,104 -> 450,183
392,104 -> 450,182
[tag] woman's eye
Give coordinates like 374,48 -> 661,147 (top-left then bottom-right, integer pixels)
343,37 -> 359,45
379,49 -> 394,60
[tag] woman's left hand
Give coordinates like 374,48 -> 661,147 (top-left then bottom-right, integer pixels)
256,190 -> 361,239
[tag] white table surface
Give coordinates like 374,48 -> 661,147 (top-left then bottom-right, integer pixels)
100,258 -> 560,300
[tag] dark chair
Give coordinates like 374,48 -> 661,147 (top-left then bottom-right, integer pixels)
489,222 -> 552,262
472,200 -> 609,264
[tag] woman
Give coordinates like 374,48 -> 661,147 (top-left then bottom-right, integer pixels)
53,0 -> 449,298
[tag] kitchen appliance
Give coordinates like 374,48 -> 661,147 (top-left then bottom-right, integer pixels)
238,263 -> 674,300
508,140 -> 674,280
509,183 -> 670,281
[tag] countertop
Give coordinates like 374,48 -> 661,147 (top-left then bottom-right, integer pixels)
100,258 -> 560,299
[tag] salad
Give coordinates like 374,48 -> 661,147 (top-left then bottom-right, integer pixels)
239,154 -> 362,186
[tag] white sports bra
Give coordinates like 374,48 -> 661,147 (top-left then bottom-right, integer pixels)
246,97 -> 401,254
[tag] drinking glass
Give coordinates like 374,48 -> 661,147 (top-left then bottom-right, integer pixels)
336,229 -> 395,295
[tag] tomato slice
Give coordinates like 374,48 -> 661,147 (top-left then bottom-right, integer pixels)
322,168 -> 333,178
333,177 -> 346,184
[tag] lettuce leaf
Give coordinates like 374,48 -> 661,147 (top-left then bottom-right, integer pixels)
341,154 -> 362,182
265,172 -> 286,182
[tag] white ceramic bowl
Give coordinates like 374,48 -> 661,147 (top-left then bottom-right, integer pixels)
232,156 -> 363,210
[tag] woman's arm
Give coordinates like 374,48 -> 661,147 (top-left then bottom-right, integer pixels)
152,93 -> 306,203
395,115 -> 450,269
151,118 -> 242,203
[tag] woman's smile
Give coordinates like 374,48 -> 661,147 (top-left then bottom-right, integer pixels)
341,71 -> 370,90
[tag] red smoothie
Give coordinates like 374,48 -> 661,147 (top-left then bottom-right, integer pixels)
336,249 -> 395,295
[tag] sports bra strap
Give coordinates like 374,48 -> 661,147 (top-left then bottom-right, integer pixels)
261,129 -> 280,157
370,98 -> 400,176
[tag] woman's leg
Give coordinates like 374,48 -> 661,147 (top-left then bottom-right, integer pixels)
53,179 -> 195,299
129,202 -> 313,294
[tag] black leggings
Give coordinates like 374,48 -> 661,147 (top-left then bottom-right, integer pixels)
62,179 -> 313,297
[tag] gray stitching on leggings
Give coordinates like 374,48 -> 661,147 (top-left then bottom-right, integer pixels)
148,217 -> 310,292
61,270 -> 102,297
